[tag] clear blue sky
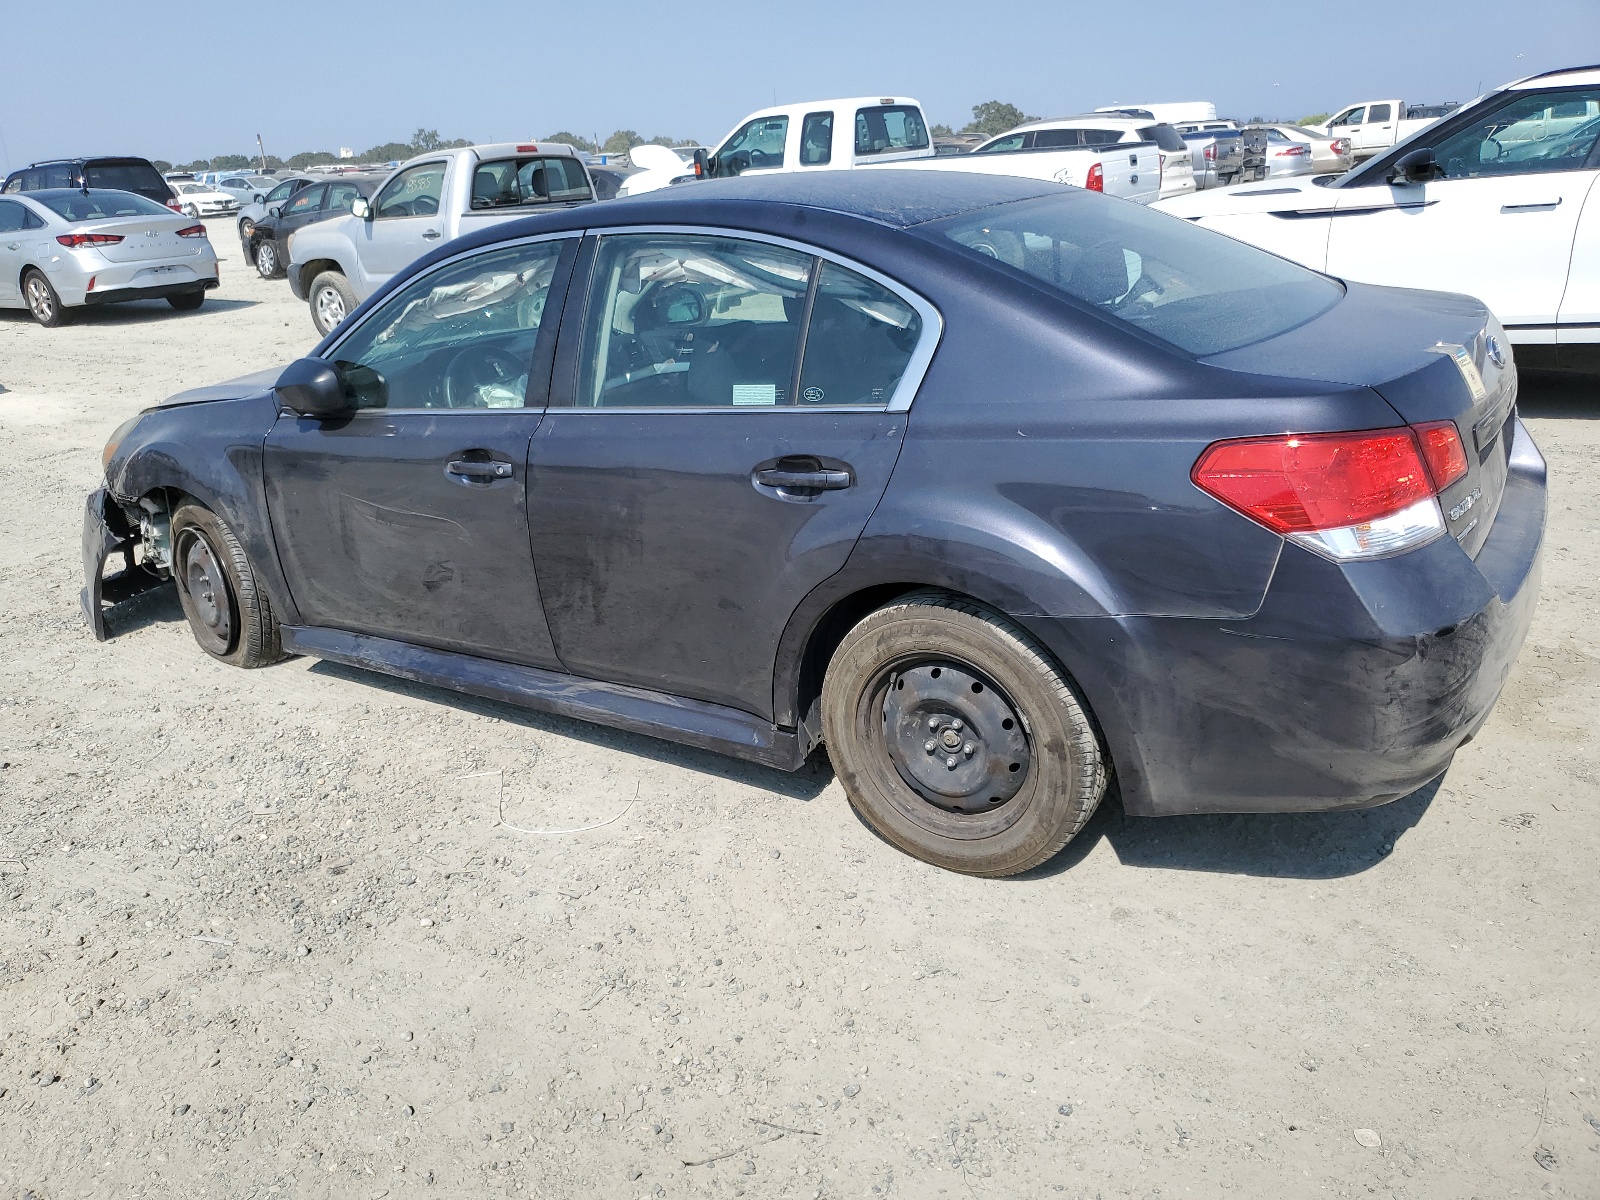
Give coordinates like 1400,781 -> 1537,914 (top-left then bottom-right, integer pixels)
2,0 -> 1595,170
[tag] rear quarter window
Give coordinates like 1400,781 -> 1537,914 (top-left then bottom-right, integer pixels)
855,106 -> 929,156
925,192 -> 1343,357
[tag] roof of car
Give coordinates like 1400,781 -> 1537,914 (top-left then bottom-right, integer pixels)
600,171 -> 1065,228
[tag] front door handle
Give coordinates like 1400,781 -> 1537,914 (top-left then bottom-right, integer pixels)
753,466 -> 852,490
447,459 -> 512,480
1502,199 -> 1561,213
422,229 -> 442,240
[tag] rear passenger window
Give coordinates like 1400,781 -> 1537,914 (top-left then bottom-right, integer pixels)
854,105 -> 930,156
800,112 -> 834,165
1367,104 -> 1392,122
570,234 -> 926,410
472,156 -> 591,207
326,182 -> 364,212
976,133 -> 1030,153
798,264 -> 923,407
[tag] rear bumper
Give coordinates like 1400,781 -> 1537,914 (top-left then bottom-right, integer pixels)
84,277 -> 218,306
81,488 -> 168,640
1025,418 -> 1547,817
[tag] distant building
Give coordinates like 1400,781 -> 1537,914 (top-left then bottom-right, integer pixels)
338,147 -> 354,160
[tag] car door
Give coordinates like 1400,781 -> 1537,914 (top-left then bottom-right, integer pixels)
262,234 -> 578,668
1555,155 -> 1600,361
0,199 -> 33,302
1326,86 -> 1600,330
711,116 -> 790,178
527,229 -> 937,719
276,182 -> 326,253
356,160 -> 450,284
1359,102 -> 1394,153
1326,106 -> 1367,153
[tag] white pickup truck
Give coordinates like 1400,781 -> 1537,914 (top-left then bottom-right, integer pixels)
286,142 -> 596,335
622,96 -> 1161,204
1310,99 -> 1460,160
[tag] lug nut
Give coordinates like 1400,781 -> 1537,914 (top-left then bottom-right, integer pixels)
951,720 -> 964,732
924,740 -> 937,753
945,755 -> 958,768
963,742 -> 975,756
927,717 -> 940,732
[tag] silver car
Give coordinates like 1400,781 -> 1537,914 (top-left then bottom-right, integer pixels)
235,174 -> 315,243
216,174 -> 277,205
1247,124 -> 1354,176
0,189 -> 219,326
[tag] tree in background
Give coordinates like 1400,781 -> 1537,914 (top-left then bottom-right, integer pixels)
962,102 -> 1039,138
603,130 -> 644,156
287,150 -> 338,169
929,123 -> 955,138
152,160 -> 173,174
544,132 -> 599,152
1298,112 -> 1331,126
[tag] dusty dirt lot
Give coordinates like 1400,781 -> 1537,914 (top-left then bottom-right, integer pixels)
1,222 -> 1597,1200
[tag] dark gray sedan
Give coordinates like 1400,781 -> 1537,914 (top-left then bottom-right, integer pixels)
82,173 -> 1544,876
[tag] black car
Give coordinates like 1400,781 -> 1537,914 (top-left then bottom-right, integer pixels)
248,175 -> 382,279
4,157 -> 177,208
82,172 -> 1544,877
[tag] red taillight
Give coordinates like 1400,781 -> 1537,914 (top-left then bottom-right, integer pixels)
56,233 -> 125,248
1085,163 -> 1104,192
1192,427 -> 1449,560
1275,146 -> 1310,156
1331,139 -> 1350,155
167,200 -> 183,212
176,224 -> 207,238
516,144 -> 538,152
1204,144 -> 1217,161
1414,420 -> 1468,490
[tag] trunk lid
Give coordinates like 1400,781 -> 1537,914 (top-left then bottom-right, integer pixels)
1201,281 -> 1514,558
76,213 -> 201,263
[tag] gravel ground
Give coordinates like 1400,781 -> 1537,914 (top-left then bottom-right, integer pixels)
1,222 -> 1597,1199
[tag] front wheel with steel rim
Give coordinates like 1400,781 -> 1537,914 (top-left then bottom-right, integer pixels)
254,239 -> 281,278
170,503 -> 285,668
22,269 -> 70,327
183,203 -> 200,218
308,269 -> 357,336
822,590 -> 1107,876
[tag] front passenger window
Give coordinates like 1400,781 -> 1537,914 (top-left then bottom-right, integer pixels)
713,117 -> 789,177
374,162 -> 446,219
328,240 -> 568,410
1432,88 -> 1600,178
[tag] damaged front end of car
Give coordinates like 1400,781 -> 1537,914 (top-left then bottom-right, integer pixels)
81,488 -> 173,641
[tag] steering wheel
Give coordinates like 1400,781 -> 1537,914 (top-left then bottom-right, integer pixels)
749,149 -> 771,168
442,345 -> 528,408
414,194 -> 440,216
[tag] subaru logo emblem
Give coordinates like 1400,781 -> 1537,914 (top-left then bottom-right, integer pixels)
1485,335 -> 1506,369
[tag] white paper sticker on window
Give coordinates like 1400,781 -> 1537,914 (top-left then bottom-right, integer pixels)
732,383 -> 777,406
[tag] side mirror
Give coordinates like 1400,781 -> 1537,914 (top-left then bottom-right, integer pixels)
692,148 -> 709,179
267,206 -> 281,217
274,358 -> 357,418
350,197 -> 371,220
1389,147 -> 1438,185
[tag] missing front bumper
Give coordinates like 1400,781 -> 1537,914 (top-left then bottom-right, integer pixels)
80,488 -> 169,641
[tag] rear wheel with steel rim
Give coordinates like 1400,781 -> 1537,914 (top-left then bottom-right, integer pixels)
309,269 -> 357,336
822,590 -> 1107,876
170,503 -> 284,668
22,269 -> 70,327
254,239 -> 281,278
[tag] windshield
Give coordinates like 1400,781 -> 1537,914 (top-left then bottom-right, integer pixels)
924,192 -> 1343,356
35,189 -> 174,221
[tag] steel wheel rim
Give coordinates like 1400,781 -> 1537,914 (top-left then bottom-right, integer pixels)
25,277 -> 53,321
315,286 -> 345,329
178,530 -> 235,654
871,657 -> 1033,816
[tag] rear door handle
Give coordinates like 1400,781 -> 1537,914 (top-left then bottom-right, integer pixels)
753,467 -> 852,490
422,229 -> 442,239
447,459 -> 512,480
1502,199 -> 1561,213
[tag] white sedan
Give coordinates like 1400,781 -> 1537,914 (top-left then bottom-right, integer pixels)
171,181 -> 240,218
1155,64 -> 1600,373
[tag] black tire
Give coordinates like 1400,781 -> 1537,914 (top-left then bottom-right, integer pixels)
167,290 -> 205,311
238,217 -> 256,241
22,269 -> 71,327
254,239 -> 282,279
170,503 -> 284,668
821,590 -> 1107,877
182,202 -> 200,218
309,270 -> 357,336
